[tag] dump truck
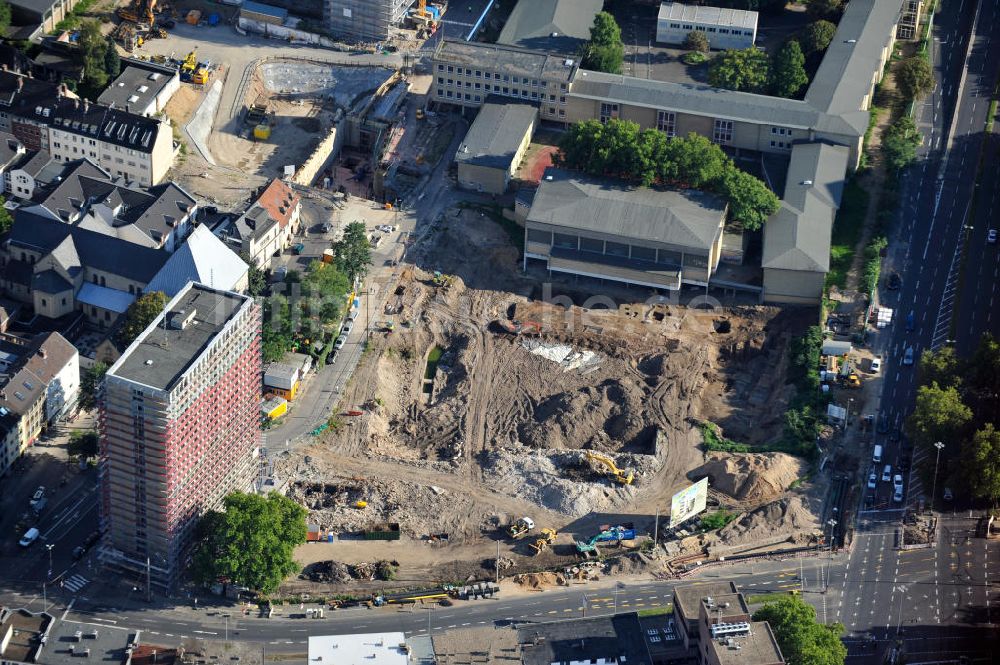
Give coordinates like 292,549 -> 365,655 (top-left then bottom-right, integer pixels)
585,451 -> 635,485
528,528 -> 557,555
507,516 -> 534,539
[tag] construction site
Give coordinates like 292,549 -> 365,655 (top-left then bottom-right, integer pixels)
274,205 -> 827,594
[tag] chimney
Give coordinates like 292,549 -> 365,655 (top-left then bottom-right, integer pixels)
37,348 -> 47,359
16,77 -> 23,92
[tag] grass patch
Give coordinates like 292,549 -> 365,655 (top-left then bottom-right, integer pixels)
987,99 -> 998,133
683,51 -> 707,65
700,422 -> 751,453
637,604 -> 673,617
826,178 -> 870,290
743,592 -> 797,605
788,474 -> 810,489
699,510 -> 735,531
52,0 -> 99,32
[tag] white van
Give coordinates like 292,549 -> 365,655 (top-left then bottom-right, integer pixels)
19,527 -> 39,547
872,444 -> 883,464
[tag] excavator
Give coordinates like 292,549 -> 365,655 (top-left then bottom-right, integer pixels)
506,516 -> 534,539
117,0 -> 157,25
528,528 -> 557,555
575,523 -> 636,556
494,318 -> 541,335
585,451 -> 635,486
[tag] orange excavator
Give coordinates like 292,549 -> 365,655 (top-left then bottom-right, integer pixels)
117,0 -> 157,25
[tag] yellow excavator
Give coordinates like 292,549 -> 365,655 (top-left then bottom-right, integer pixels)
528,528 -> 557,555
585,451 -> 635,486
117,0 -> 157,25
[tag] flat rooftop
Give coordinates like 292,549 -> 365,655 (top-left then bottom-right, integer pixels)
456,102 -> 537,169
434,40 -> 578,83
658,2 -> 759,29
706,621 -> 784,665
109,283 -> 250,393
308,632 -> 410,665
673,581 -> 739,623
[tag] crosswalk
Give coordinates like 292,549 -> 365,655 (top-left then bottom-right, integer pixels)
63,575 -> 90,593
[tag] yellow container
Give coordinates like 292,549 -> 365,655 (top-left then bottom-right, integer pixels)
254,124 -> 271,140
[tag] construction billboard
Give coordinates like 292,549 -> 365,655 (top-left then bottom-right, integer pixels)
669,478 -> 709,528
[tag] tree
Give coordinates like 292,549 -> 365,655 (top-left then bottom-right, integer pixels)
68,430 -> 99,459
582,12 -> 624,74
896,56 -> 934,101
683,30 -> 709,52
78,362 -> 108,412
965,424 -> 1000,503
881,116 -> 923,171
554,119 -> 605,172
0,1 -> 11,35
78,21 -> 110,96
806,0 -> 843,20
753,596 -> 847,665
0,194 -> 12,235
189,492 -> 307,594
720,167 -> 780,230
104,39 -> 121,79
302,260 -> 350,323
593,118 -> 642,179
708,48 -> 771,94
117,291 -> 168,348
239,251 -> 267,297
907,382 -> 972,449
661,133 -> 731,188
771,40 -> 809,98
800,20 -> 837,55
331,221 -> 372,282
918,345 -> 961,389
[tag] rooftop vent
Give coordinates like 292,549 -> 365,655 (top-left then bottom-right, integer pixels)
145,359 -> 153,366
846,39 -> 857,43
168,308 -> 197,330
801,180 -> 813,185
710,622 -> 751,639
550,32 -> 559,37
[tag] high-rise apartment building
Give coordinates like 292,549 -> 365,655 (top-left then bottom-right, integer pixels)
324,0 -> 412,41
99,282 -> 261,587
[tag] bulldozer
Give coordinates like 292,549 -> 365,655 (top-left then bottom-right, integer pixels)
528,528 -> 557,555
584,451 -> 635,486
506,516 -> 534,539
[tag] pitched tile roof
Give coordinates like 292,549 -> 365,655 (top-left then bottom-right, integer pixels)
255,179 -> 299,229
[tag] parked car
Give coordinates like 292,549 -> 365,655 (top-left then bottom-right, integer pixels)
72,546 -> 86,560
31,487 -> 45,502
341,320 -> 353,336
882,465 -> 892,482
887,272 -> 901,290
943,486 -> 953,501
893,487 -> 904,503
870,356 -> 882,373
893,474 -> 904,492
334,336 -> 347,350
867,472 -> 877,489
19,527 -> 39,547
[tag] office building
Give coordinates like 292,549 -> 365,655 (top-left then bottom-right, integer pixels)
656,3 -> 758,50
324,0 -> 413,41
99,282 -> 262,587
456,102 -> 537,195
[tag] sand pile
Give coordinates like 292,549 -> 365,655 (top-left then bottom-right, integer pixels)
514,572 -> 567,589
715,496 -> 819,547
690,452 -> 807,503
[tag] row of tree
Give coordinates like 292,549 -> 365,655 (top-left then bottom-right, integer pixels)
880,57 -> 934,171
708,42 -> 810,98
909,335 -> 1000,503
554,120 -> 780,230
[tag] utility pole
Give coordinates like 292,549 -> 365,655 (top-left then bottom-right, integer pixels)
495,540 -> 500,584
931,442 -> 945,512
653,508 -> 660,548
146,557 -> 151,602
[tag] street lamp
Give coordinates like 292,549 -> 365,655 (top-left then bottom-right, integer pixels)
847,398 -> 854,429
45,544 -> 54,580
930,441 -> 945,511
826,519 -> 838,592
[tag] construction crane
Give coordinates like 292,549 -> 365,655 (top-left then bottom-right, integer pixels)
584,451 -> 635,486
506,516 -> 534,539
528,528 -> 557,555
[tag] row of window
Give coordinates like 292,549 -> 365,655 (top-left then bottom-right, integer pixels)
666,22 -> 754,37
527,228 -> 709,268
436,78 -> 568,104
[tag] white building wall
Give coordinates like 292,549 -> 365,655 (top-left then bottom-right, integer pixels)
656,12 -> 756,49
44,350 -> 80,423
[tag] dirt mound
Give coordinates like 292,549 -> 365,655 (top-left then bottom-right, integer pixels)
689,452 -> 807,503
715,496 -> 819,548
518,379 -> 652,451
514,571 -> 567,589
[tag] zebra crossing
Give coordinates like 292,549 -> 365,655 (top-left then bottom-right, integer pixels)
62,575 -> 89,593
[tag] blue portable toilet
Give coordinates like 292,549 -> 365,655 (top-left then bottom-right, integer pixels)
207,12 -> 220,25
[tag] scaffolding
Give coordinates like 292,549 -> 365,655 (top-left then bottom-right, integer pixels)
324,0 -> 413,41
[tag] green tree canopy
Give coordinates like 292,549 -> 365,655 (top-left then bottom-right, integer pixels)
262,296 -> 294,363
771,40 -> 809,98
302,260 -> 351,324
896,56 -> 934,101
68,430 -> 99,458
800,20 -> 837,55
918,345 -> 961,389
104,39 -> 121,79
78,362 -> 108,412
806,0 -> 843,20
0,194 -> 12,235
720,167 -> 781,229
965,424 -> 1000,503
0,1 -> 12,35
117,291 -> 168,348
582,12 -> 624,74
661,132 -> 731,188
239,250 -> 267,297
753,596 -> 847,665
78,21 -> 110,97
683,30 -> 709,52
189,492 -> 307,593
907,382 -> 973,449
709,48 -> 771,93
881,116 -> 922,171
331,221 -> 372,283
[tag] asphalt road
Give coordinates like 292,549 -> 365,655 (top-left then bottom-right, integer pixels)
869,0 -> 1000,512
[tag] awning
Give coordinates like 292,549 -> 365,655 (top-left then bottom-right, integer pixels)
76,282 -> 135,313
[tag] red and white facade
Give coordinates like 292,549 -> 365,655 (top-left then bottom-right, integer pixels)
99,283 -> 261,587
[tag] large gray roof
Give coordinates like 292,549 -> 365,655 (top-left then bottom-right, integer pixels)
434,40 -> 578,83
109,283 -> 252,393
528,168 -> 726,250
497,0 -> 604,54
805,0 -> 903,131
762,142 -> 850,272
97,59 -> 178,115
456,102 -> 537,169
